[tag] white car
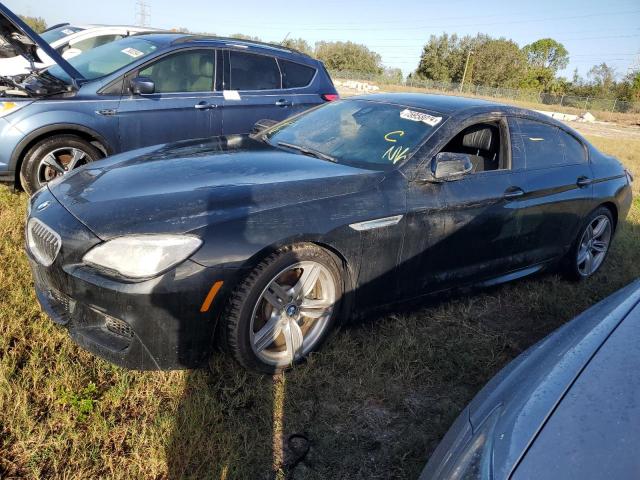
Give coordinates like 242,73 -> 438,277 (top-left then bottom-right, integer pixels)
0,23 -> 156,77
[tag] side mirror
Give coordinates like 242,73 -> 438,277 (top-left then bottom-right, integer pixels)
130,77 -> 155,95
431,152 -> 473,181
252,118 -> 279,134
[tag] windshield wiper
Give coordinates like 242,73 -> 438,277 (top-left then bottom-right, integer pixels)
277,141 -> 337,163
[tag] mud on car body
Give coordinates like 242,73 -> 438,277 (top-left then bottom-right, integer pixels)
26,93 -> 632,373
0,4 -> 337,194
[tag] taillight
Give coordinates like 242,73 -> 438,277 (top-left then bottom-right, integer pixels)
321,94 -> 339,102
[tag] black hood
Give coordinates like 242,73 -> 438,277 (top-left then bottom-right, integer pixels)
49,136 -> 384,239
0,3 -> 84,83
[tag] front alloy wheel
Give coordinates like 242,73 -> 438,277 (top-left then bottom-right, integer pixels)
222,244 -> 342,373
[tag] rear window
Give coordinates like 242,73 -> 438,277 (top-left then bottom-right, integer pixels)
279,59 -> 315,88
229,51 -> 280,90
517,118 -> 564,169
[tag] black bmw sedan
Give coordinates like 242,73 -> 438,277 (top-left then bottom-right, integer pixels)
25,94 -> 633,372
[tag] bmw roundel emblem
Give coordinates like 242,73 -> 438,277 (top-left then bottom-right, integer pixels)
36,201 -> 51,212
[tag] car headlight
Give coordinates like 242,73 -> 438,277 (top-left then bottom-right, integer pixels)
441,406 -> 502,480
0,101 -> 30,117
83,235 -> 202,279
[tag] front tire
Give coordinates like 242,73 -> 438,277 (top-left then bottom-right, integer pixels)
564,206 -> 614,280
19,135 -> 102,195
222,244 -> 343,373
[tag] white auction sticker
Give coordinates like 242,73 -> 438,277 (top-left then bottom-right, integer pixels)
400,109 -> 442,126
62,29 -> 75,35
121,47 -> 144,58
223,90 -> 241,101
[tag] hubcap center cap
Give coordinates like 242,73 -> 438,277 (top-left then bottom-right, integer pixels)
285,304 -> 299,317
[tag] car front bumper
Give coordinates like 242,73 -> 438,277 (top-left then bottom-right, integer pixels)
26,189 -> 238,370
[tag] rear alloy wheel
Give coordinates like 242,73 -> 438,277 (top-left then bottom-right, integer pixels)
20,135 -> 102,195
565,207 -> 613,280
223,244 -> 342,373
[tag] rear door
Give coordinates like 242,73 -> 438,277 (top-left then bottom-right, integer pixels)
221,50 -> 294,134
513,117 -> 594,263
117,48 -> 222,150
277,58 -> 323,115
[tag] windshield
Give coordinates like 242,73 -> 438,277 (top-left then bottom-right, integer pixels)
47,37 -> 158,82
41,25 -> 85,44
265,100 -> 445,170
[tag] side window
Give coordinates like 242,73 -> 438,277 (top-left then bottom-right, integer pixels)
558,130 -> 587,164
279,59 -> 316,88
439,121 -> 506,173
229,51 -> 281,90
139,50 -> 215,93
70,34 -> 124,53
517,119 -> 564,169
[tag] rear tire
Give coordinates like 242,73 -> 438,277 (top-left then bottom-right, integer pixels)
563,206 -> 614,281
222,243 -> 343,373
20,135 -> 102,195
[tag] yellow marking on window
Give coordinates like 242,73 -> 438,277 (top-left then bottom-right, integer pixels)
384,130 -> 405,143
200,280 -> 224,313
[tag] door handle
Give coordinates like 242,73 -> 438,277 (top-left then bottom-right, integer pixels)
503,187 -> 525,200
275,99 -> 292,107
577,176 -> 593,188
194,102 -> 215,110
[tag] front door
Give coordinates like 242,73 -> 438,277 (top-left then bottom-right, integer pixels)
400,117 -> 525,296
117,49 -> 221,151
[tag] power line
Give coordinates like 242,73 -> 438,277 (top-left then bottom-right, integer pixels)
135,0 -> 150,27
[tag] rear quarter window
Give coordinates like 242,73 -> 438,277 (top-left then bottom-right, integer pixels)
279,59 -> 316,88
558,130 -> 587,164
517,118 -> 565,169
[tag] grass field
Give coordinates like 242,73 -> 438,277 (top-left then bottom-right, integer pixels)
1,136 -> 639,479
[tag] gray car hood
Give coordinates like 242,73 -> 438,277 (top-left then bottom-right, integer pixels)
469,280 -> 640,479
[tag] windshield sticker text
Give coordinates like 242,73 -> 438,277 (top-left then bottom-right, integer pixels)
400,109 -> 442,126
62,29 -> 75,35
121,47 -> 144,58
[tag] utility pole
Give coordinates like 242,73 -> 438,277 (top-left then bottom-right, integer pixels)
459,49 -> 473,93
135,0 -> 150,27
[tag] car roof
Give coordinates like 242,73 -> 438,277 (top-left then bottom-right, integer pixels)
133,32 -> 316,61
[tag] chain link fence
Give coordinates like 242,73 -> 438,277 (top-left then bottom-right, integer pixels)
331,70 -> 640,114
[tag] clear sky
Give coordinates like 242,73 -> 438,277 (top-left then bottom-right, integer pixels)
11,0 -> 640,78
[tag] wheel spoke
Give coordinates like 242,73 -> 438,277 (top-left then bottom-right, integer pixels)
299,298 -> 333,319
42,153 -> 65,174
577,247 -> 590,265
592,240 -> 608,253
66,148 -> 85,171
592,218 -> 608,238
282,319 -> 304,363
253,313 -> 283,352
292,264 -> 320,300
584,250 -> 594,274
262,282 -> 290,310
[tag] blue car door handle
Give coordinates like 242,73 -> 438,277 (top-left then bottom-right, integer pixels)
504,186 -> 525,200
577,176 -> 593,188
275,99 -> 292,107
194,101 -> 216,110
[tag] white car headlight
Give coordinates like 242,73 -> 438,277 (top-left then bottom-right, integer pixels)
0,101 -> 30,117
83,235 -> 202,279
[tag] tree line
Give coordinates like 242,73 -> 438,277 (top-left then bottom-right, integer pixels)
18,14 -> 640,103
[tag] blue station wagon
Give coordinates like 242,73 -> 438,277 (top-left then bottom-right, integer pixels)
0,5 -> 338,193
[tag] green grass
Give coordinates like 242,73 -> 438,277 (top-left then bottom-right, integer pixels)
1,137 -> 640,479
